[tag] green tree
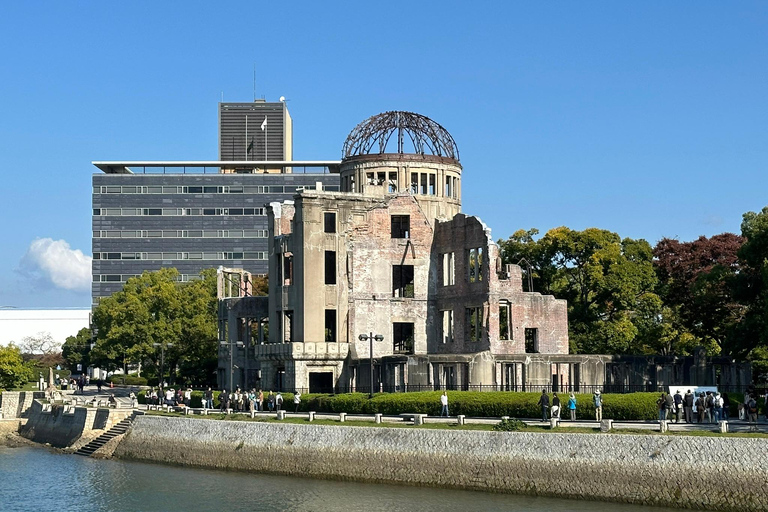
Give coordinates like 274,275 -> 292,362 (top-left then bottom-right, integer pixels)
500,227 -> 662,354
177,269 -> 219,385
62,327 -> 92,372
0,344 -> 35,390
734,207 -> 768,381
91,268 -> 218,385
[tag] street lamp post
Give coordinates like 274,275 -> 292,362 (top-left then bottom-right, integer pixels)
220,340 -> 244,392
153,343 -> 174,390
358,332 -> 384,398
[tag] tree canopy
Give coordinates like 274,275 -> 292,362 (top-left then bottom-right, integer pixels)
500,227 -> 660,354
90,268 -> 218,386
0,344 -> 35,390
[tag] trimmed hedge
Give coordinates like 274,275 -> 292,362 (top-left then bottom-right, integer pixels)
132,390 -> 768,421
295,391 -> 662,421
106,375 -> 148,386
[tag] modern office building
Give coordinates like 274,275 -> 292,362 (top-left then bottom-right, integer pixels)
91,100 -> 339,303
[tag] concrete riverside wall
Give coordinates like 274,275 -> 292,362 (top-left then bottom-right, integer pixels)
1,391 -> 44,419
116,416 -> 767,511
19,400 -> 133,448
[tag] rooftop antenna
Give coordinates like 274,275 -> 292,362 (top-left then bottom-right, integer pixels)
253,64 -> 257,102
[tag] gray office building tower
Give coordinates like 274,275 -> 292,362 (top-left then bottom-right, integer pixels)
219,101 -> 292,161
92,101 -> 339,304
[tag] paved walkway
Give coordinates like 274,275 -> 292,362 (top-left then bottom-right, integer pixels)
137,404 -> 768,433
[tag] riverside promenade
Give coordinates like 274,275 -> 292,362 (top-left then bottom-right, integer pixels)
116,414 -> 768,511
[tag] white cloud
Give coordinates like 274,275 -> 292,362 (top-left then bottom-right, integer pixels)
18,238 -> 92,292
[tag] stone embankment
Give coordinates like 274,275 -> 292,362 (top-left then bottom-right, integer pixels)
116,415 -> 767,511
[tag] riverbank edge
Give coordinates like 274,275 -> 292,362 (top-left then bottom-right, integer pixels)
115,415 -> 767,511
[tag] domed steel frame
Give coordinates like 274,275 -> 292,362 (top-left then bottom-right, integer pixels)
342,111 -> 459,162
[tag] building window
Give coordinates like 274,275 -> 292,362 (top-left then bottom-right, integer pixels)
499,303 -> 511,340
283,311 -> 294,343
393,322 -> 414,354
441,253 -> 455,286
525,328 -> 539,353
391,215 -> 410,239
388,172 -> 398,193
325,310 -> 336,342
325,251 -> 336,285
468,247 -> 483,283
392,265 -> 415,298
441,310 -> 453,343
466,307 -> 483,342
283,255 -> 293,286
324,212 -> 336,233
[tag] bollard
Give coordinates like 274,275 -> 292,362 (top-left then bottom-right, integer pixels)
185,408 -> 192,416
339,412 -> 346,423
413,414 -> 425,426
501,416 -> 510,422
719,420 -> 728,433
457,414 -> 465,425
658,420 -> 668,433
203,409 -> 209,416
599,419 -> 613,432
250,410 -> 255,419
550,417 -> 559,429
374,413 -> 382,424
308,411 -> 315,422
277,410 -> 286,420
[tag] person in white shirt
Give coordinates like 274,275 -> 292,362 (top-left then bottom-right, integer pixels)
294,391 -> 302,413
440,391 -> 449,417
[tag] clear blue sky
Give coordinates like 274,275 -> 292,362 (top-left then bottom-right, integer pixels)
0,2 -> 766,308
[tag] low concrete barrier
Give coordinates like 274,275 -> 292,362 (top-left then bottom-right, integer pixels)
115,415 -> 767,511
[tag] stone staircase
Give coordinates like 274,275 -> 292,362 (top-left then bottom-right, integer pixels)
74,413 -> 136,457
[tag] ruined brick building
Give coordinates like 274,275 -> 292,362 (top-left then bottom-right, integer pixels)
218,111 -> 750,393
255,111 -> 570,393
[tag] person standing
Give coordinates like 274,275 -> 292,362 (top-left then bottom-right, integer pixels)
537,389 -> 549,421
664,392 -> 674,421
219,389 -> 229,412
673,390 -> 683,423
714,393 -> 723,423
204,387 -> 213,409
258,389 -> 264,412
721,393 -> 730,421
747,394 -> 759,432
657,393 -> 667,421
683,390 -> 694,423
184,388 -> 192,407
267,392 -> 275,412
567,393 -> 577,421
705,392 -> 715,423
696,393 -> 706,423
551,393 -> 560,419
293,391 -> 302,413
440,391 -> 449,417
593,390 -> 603,422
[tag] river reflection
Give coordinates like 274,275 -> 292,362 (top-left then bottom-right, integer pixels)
0,446 -> 680,512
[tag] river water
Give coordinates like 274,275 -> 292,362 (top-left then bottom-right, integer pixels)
0,445 -> 679,512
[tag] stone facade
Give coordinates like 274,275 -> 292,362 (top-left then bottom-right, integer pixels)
258,161 -> 569,392
117,415 -> 768,511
